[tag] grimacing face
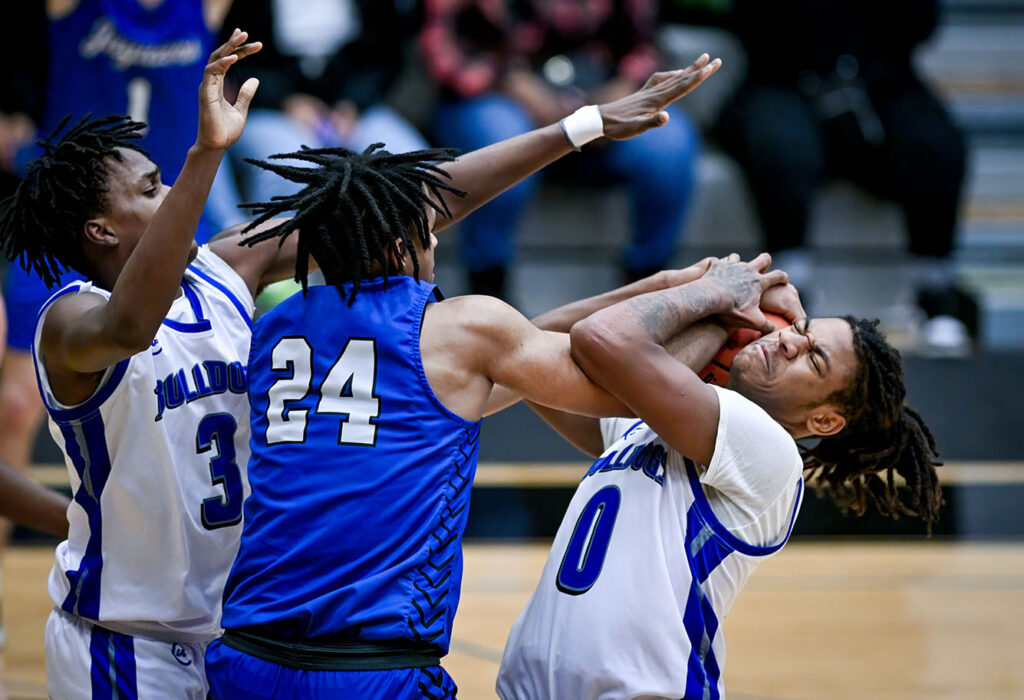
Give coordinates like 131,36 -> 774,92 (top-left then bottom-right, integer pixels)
87,147 -> 198,264
727,317 -> 859,438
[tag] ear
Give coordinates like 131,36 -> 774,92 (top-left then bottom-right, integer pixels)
806,405 -> 846,438
83,219 -> 118,249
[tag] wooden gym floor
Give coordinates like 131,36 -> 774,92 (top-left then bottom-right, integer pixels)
2,541 -> 1023,699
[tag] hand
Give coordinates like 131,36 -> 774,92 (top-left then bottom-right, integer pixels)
598,53 -> 721,140
659,257 -> 716,288
196,28 -> 262,151
760,282 -> 807,324
702,253 -> 788,333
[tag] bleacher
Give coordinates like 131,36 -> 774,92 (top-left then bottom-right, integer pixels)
434,0 -> 1024,350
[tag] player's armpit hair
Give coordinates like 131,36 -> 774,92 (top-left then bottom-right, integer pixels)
801,317 -> 943,532
0,114 -> 148,287
239,144 -> 467,304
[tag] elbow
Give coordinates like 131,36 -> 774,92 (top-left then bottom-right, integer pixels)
570,316 -> 633,377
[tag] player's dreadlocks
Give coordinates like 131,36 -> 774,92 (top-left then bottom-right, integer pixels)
240,144 -> 467,303
0,114 -> 148,287
802,316 -> 943,531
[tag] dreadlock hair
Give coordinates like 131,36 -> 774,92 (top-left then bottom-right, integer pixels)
802,316 -> 943,531
0,114 -> 148,288
240,143 -> 467,303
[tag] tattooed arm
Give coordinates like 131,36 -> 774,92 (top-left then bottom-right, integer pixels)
569,254 -> 787,465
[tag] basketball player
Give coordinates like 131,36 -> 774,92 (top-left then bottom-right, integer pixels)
0,29 -> 260,698
204,59 -> 725,699
0,0 -> 234,573
495,258 -> 942,699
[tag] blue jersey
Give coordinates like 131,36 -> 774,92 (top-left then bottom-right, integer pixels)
222,277 -> 482,653
42,0 -> 213,184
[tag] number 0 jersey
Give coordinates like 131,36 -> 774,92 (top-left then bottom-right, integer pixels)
33,246 -> 254,642
497,387 -> 804,700
221,276 -> 482,653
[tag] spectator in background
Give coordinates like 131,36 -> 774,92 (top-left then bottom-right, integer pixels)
716,0 -> 974,355
217,0 -> 428,214
421,0 -> 701,299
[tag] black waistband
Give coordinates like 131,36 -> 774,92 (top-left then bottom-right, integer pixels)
220,628 -> 442,671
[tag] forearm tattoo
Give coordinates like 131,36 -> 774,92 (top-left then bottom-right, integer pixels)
623,281 -> 721,342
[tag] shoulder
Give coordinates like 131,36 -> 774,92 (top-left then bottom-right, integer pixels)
712,386 -> 798,456
424,294 -> 522,337
422,294 -> 530,371
40,285 -> 107,345
701,386 -> 802,497
191,245 -> 256,309
429,294 -> 526,330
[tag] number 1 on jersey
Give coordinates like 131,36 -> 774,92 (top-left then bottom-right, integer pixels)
266,337 -> 381,446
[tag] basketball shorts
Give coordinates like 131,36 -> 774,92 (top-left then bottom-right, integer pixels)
1,264 -> 80,351
205,639 -> 458,699
45,608 -> 210,700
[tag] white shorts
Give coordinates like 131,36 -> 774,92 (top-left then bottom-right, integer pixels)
45,608 -> 209,700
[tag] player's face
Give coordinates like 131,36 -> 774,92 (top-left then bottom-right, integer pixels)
728,317 -> 858,437
98,148 -> 198,262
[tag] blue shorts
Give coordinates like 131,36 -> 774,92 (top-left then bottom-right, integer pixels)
205,639 -> 458,700
2,263 -> 82,351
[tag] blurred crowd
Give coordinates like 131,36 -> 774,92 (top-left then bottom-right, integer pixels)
0,0 -> 975,393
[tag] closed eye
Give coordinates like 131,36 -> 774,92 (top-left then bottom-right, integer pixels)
797,320 -> 825,377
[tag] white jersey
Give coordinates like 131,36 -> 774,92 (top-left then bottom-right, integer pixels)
497,386 -> 804,700
33,246 -> 254,643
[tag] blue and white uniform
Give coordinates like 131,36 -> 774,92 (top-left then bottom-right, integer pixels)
497,386 -> 804,700
35,246 -> 254,699
207,276 -> 478,699
4,0 -> 219,351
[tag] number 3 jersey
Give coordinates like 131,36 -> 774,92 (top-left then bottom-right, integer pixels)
32,246 -> 254,642
220,276 -> 482,651
497,387 -> 804,700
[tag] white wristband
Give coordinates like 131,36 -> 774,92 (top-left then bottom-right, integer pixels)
559,105 -> 604,151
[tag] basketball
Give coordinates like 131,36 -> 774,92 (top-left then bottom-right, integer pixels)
699,312 -> 791,386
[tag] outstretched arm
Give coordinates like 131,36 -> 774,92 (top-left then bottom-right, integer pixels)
0,460 -> 69,538
41,31 -> 261,383
433,54 -> 722,231
483,257 -> 718,416
571,255 -> 787,465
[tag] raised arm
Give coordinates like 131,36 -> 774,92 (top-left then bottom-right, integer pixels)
208,216 -> 317,297
433,54 -> 722,231
570,255 -> 787,465
422,295 -> 633,423
41,31 -> 260,382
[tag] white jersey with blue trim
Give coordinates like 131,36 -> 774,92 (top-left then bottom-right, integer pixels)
32,246 -> 254,643
497,386 -> 804,700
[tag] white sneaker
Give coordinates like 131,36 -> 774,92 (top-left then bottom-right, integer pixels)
920,315 -> 972,358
